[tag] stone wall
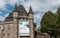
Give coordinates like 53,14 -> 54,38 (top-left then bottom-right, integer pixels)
36,32 -> 50,38
0,21 -> 15,38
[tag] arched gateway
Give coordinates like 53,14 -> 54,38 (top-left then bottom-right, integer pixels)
0,4 -> 34,38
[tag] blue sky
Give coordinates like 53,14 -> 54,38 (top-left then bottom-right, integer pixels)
0,0 -> 59,27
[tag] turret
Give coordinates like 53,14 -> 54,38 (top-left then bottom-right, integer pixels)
28,6 -> 34,38
14,4 -> 18,12
29,6 -> 34,20
13,4 -> 18,18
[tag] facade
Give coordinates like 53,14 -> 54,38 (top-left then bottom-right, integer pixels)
0,4 -> 50,38
0,4 -> 34,38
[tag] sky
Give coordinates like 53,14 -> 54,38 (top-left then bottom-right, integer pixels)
0,0 -> 60,27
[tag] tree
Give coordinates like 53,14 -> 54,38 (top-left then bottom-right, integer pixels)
57,7 -> 60,16
40,11 -> 58,38
57,7 -> 60,22
56,6 -> 60,35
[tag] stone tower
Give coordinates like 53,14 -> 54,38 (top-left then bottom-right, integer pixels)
13,4 -> 34,38
28,6 -> 34,38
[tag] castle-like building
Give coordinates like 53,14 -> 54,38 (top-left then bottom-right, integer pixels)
0,4 -> 34,38
0,4 -> 50,38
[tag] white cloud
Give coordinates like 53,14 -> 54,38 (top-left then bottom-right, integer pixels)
4,13 -> 9,17
0,0 -> 59,12
0,0 -> 60,27
0,0 -> 6,9
0,13 -> 9,21
20,0 -> 59,27
0,16 -> 5,21
5,0 -> 25,5
20,0 -> 59,13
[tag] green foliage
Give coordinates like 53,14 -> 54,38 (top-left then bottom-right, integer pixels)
56,6 -> 60,34
40,6 -> 60,37
41,11 -> 58,35
57,7 -> 60,16
57,7 -> 60,22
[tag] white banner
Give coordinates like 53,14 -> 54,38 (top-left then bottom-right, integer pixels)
19,20 -> 30,36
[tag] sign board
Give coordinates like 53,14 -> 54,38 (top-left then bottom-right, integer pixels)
19,20 -> 30,36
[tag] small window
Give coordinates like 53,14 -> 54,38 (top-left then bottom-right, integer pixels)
8,33 -> 10,35
7,25 -> 10,30
23,18 -> 25,20
3,34 -> 5,36
2,29 -> 4,31
10,18 -> 13,21
26,18 -> 28,20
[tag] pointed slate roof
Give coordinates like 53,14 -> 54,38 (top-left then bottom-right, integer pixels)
29,6 -> 34,14
13,4 -> 27,13
13,4 -> 27,16
14,4 -> 17,12
4,5 -> 34,22
4,13 -> 13,22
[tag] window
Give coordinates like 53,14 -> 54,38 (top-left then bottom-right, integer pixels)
8,33 -> 10,35
23,18 -> 25,20
7,25 -> 10,30
26,18 -> 28,20
3,34 -> 5,36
